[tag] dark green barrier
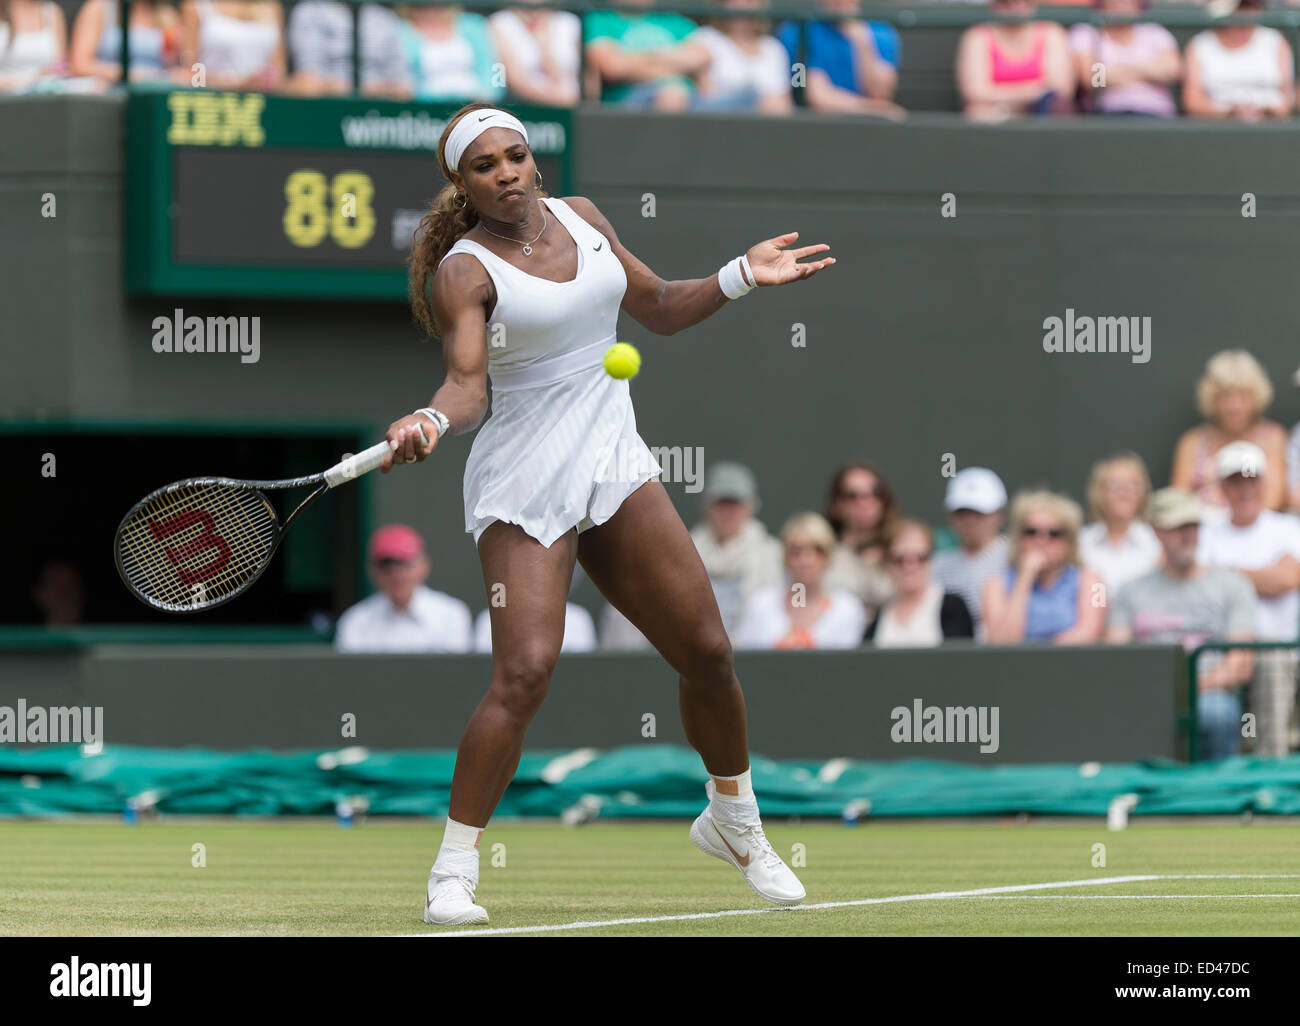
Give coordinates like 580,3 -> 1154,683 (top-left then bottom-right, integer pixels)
0,644 -> 1185,763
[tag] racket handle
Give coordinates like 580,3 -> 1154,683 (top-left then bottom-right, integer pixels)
323,427 -> 428,488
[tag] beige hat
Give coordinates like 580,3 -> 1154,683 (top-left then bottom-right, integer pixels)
1148,488 -> 1202,530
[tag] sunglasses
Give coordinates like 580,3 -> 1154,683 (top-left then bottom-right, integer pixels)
373,557 -> 415,570
888,552 -> 931,566
837,487 -> 880,501
1021,526 -> 1066,540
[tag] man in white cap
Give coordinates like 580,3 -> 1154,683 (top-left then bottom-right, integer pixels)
688,461 -> 783,638
1107,488 -> 1256,760
1197,441 -> 1300,756
931,467 -> 1010,635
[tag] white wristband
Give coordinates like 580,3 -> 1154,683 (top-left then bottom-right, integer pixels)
718,256 -> 754,300
414,407 -> 449,441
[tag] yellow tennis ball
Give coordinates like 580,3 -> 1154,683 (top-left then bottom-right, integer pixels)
603,342 -> 641,380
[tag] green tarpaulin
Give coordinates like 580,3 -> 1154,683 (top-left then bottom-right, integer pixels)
2,745 -> 1299,818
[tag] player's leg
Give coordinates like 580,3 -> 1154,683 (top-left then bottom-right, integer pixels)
577,479 -> 804,905
426,520 -> 575,925
578,479 -> 747,775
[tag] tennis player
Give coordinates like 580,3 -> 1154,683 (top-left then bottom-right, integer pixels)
385,103 -> 835,925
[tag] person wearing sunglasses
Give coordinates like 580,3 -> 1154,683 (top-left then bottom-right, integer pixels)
982,490 -> 1106,644
865,520 -> 974,648
823,460 -> 898,623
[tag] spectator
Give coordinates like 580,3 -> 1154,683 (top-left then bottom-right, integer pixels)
1108,488 -> 1256,760
334,525 -> 472,653
180,0 -> 285,92
736,512 -> 866,649
1184,0 -> 1293,120
68,0 -> 183,88
582,0 -> 708,110
1171,350 -> 1287,514
399,4 -> 502,102
475,604 -> 595,653
284,1 -> 411,98
1070,0 -> 1181,116
955,0 -> 1074,121
932,467 -> 1010,635
489,1 -> 581,107
691,0 -> 793,113
866,520 -> 975,647
1282,361 -> 1300,512
982,490 -> 1107,644
1079,451 -> 1161,598
1197,441 -> 1300,757
32,559 -> 85,626
0,0 -> 66,92
777,0 -> 903,118
689,461 -> 783,638
822,460 -> 896,624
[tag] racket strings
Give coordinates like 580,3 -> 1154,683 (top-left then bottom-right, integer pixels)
118,483 -> 278,610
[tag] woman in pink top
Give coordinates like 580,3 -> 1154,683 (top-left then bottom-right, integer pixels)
956,0 -> 1073,120
1071,0 -> 1181,116
1171,349 -> 1287,512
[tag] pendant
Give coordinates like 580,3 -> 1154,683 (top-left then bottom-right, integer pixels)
522,244 -> 532,256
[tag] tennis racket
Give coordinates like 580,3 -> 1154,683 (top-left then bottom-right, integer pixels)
114,430 -> 425,614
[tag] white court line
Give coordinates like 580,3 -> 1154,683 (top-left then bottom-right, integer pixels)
398,874 -> 1300,938
979,894 -> 1300,900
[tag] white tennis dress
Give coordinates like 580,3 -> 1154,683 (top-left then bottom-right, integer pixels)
444,196 -> 662,548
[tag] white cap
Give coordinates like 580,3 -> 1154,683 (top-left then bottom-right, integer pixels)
944,467 -> 1007,514
1216,440 -> 1267,481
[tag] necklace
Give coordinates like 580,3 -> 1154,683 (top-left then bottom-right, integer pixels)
478,211 -> 548,256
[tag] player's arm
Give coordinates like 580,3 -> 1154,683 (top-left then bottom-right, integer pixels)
565,195 -> 833,337
383,255 -> 491,470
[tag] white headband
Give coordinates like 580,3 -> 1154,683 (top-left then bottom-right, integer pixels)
444,109 -> 529,173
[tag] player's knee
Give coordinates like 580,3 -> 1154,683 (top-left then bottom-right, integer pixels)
682,630 -> 735,687
492,645 -> 559,719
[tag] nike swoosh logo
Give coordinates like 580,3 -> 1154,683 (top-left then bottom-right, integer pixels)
593,241 -> 603,251
478,114 -> 492,121
712,821 -> 750,866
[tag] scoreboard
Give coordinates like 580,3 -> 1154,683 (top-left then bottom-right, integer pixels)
124,91 -> 573,301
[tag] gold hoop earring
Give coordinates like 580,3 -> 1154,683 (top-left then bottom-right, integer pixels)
535,170 -> 543,192
455,193 -> 467,209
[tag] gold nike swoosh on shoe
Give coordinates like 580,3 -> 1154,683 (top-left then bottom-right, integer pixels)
711,820 -> 750,866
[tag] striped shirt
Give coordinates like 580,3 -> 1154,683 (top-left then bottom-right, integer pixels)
931,534 -> 1009,634
287,1 -> 410,88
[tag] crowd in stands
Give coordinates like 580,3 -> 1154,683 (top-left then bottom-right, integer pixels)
3,0 -> 1300,121
330,347 -> 1300,759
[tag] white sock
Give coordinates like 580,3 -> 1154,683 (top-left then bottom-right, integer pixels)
432,817 -> 483,884
441,816 -> 483,852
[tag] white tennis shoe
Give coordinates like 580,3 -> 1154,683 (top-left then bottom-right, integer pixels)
424,868 -> 489,926
689,783 -> 806,907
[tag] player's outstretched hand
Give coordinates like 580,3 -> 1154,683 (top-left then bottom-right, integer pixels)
381,414 -> 438,473
745,232 -> 835,287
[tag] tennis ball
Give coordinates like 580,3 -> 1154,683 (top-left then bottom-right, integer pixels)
603,342 -> 641,380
